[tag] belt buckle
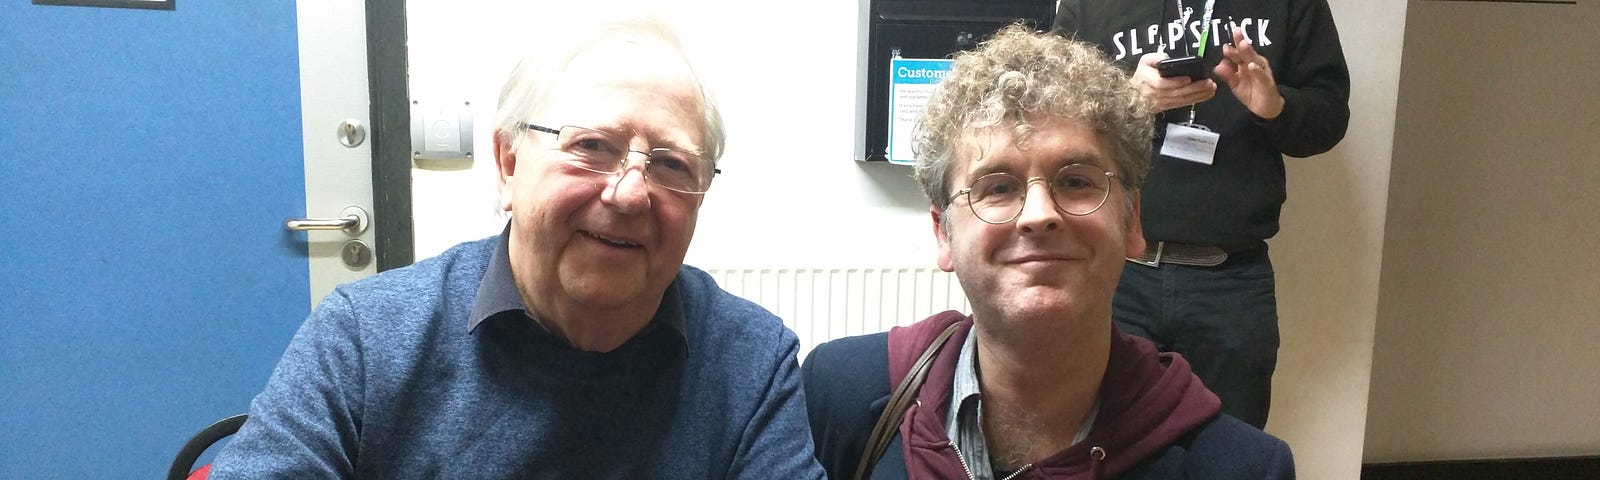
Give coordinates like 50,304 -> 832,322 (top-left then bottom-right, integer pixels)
1128,241 -> 1163,267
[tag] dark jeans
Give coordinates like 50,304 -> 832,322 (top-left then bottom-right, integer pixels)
1113,246 -> 1278,429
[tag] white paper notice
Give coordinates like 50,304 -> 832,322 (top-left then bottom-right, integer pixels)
887,58 -> 954,165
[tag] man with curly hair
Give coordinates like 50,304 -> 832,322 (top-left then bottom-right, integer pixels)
803,25 -> 1293,479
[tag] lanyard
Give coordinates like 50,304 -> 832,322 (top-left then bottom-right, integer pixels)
1170,0 -> 1218,57
1171,0 -> 1218,124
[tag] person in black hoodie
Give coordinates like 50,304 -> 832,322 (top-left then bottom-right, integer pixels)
1053,0 -> 1351,429
803,25 -> 1293,479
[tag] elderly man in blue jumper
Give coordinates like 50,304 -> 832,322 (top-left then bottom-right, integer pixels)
210,16 -> 825,479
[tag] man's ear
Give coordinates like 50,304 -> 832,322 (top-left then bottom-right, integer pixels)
932,206 -> 955,272
1125,195 -> 1147,259
493,130 -> 517,212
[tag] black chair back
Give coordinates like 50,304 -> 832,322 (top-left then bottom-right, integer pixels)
166,414 -> 248,480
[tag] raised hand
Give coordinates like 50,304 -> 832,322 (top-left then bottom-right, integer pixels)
1213,29 -> 1284,119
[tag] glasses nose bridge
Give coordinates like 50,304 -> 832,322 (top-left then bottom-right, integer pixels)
1022,176 -> 1052,192
609,148 -> 653,173
1020,176 -> 1061,211
589,150 -> 651,195
985,176 -> 1060,225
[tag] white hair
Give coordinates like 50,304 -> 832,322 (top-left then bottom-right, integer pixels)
491,14 -> 725,163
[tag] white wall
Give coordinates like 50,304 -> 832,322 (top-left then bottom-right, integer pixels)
404,0 -> 516,256
1266,0 -> 1405,476
406,1 -> 1405,478
405,0 -> 940,267
1364,0 -> 1600,463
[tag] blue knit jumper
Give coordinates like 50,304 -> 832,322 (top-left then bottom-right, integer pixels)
210,235 -> 824,479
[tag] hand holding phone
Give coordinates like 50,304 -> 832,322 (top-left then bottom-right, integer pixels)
1156,56 -> 1207,80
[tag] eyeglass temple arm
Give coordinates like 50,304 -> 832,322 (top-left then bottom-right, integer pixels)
517,122 -> 561,135
948,188 -> 971,203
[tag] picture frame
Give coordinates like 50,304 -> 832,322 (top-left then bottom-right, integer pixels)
1421,0 -> 1575,3
33,0 -> 175,10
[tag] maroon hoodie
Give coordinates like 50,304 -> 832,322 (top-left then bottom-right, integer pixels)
888,311 -> 1222,479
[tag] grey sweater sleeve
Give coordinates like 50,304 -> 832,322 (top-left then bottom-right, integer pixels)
208,290 -> 364,479
725,335 -> 827,480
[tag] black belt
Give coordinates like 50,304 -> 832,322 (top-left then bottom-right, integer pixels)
1126,241 -> 1250,267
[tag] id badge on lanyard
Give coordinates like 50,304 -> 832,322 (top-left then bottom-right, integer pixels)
1160,0 -> 1221,165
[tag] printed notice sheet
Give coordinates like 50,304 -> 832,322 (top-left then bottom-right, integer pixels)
887,58 -> 954,165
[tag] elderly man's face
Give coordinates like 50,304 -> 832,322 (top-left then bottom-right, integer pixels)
933,117 -> 1145,330
495,40 -> 708,324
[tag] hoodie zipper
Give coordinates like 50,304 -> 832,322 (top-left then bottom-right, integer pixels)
999,464 -> 1033,480
948,441 -> 978,480
949,441 -> 1035,480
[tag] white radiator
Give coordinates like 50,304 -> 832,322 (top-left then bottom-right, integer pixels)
704,267 -> 971,360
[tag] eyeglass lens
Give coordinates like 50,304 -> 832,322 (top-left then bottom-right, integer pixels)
966,164 -> 1112,223
554,126 -> 711,193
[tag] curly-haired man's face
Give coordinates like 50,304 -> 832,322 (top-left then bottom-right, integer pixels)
932,117 -> 1145,334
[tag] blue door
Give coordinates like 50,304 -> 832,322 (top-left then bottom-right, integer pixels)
1,3 -> 339,477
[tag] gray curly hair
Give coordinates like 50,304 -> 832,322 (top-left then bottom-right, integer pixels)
912,24 -> 1153,214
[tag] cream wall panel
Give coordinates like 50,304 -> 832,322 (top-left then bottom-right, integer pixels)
1366,0 -> 1600,462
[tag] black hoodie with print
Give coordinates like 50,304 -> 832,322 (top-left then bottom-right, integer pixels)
1054,0 -> 1350,247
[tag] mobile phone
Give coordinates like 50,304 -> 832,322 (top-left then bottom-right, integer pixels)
1156,56 -> 1207,80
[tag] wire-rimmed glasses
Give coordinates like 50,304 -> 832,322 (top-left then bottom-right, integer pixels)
518,123 -> 719,194
948,164 -> 1118,224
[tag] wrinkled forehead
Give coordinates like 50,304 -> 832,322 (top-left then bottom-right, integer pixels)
544,41 -> 708,148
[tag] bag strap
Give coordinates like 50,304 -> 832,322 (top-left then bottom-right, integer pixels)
852,321 -> 965,480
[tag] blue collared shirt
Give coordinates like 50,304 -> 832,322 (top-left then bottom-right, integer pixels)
946,330 -> 1099,479
466,231 -> 688,348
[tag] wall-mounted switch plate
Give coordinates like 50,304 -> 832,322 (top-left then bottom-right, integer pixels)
410,99 -> 475,164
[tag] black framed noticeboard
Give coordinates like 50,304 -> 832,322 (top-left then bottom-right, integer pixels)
33,0 -> 174,10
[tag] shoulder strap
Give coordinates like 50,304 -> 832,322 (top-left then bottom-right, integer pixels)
853,321 -> 964,480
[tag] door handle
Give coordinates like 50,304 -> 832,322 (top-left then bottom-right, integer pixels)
285,205 -> 369,236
